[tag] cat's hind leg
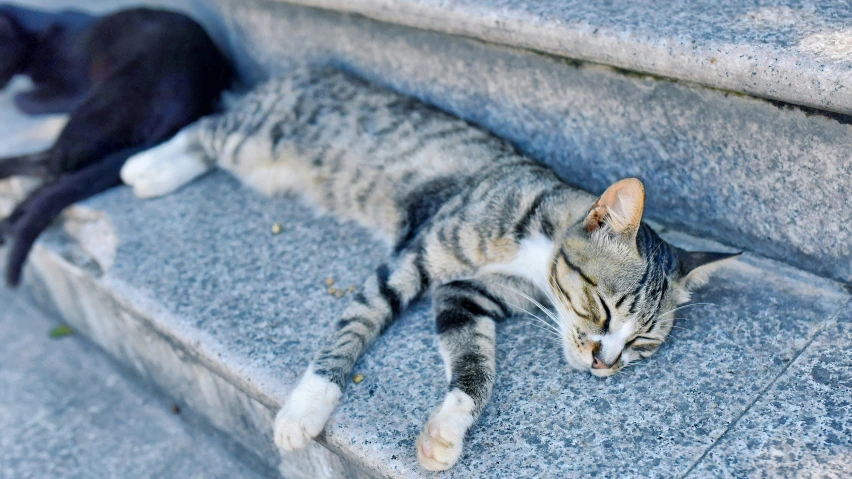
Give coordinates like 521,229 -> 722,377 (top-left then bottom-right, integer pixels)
121,123 -> 211,199
14,86 -> 86,115
275,253 -> 430,451
4,146 -> 144,286
0,150 -> 53,180
416,279 -> 503,471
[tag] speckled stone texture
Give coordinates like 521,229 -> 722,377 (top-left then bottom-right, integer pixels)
273,0 -> 852,116
181,0 -> 852,282
2,1 -> 852,477
31,0 -> 852,114
12,1 -> 852,276
0,286 -> 270,479
13,171 -> 852,478
688,310 -> 852,478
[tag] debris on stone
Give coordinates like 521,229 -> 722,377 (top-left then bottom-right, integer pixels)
271,223 -> 283,235
49,324 -> 74,339
353,374 -> 365,384
171,404 -> 181,414
325,277 -> 335,286
347,285 -> 359,293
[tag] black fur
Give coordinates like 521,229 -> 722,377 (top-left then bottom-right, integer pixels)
0,7 -> 234,286
0,5 -> 95,113
395,176 -> 465,253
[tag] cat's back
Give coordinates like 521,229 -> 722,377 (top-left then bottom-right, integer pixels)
242,68 -> 516,173
85,8 -> 232,95
210,67 -> 557,237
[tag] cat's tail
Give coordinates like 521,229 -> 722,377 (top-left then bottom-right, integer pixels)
4,146 -> 142,287
121,121 -> 212,199
0,151 -> 52,180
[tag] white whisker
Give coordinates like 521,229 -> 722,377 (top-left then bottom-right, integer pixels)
658,302 -> 718,320
496,283 -> 563,327
500,293 -> 563,337
528,324 -> 562,343
668,324 -> 690,330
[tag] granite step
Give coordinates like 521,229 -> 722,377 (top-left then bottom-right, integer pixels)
15,0 -> 852,283
0,283 -> 274,479
279,0 -> 852,116
10,170 -> 850,478
28,0 -> 852,114
158,0 -> 852,283
2,1 -> 851,477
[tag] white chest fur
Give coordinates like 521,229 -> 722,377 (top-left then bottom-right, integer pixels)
484,234 -> 554,286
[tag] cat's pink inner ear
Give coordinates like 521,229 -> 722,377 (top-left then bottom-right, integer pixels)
583,178 -> 645,237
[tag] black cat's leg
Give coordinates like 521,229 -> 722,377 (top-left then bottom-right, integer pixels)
40,83 -> 140,175
274,251 -> 431,450
4,146 -> 143,286
0,181 -> 56,246
0,150 -> 54,180
416,279 -> 506,471
14,86 -> 87,114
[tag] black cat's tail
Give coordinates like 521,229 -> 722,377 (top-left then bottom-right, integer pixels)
0,151 -> 52,180
4,146 -> 143,287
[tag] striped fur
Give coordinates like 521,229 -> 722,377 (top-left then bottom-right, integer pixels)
121,67 -> 737,471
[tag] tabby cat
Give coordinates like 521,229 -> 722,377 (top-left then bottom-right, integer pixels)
121,67 -> 738,471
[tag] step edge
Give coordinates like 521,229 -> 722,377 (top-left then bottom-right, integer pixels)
270,0 -> 852,115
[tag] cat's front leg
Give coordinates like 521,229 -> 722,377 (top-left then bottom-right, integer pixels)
417,279 -> 504,471
275,256 -> 430,451
274,367 -> 342,450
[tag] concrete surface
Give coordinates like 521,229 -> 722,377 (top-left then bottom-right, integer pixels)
1,1 -> 851,477
226,0 -> 852,283
0,286 -> 271,479
12,171 -> 851,478
23,0 -> 852,115
8,1 -> 852,282
271,0 -> 852,116
689,309 -> 852,478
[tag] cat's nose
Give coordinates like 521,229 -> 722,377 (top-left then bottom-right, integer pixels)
591,347 -> 620,370
591,352 -> 611,369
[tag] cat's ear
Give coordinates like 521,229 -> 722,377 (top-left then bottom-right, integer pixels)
673,248 -> 741,289
583,178 -> 645,242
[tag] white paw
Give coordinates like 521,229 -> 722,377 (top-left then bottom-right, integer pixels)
274,371 -> 342,451
120,128 -> 209,199
416,389 -> 475,471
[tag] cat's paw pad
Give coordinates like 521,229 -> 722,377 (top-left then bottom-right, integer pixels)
415,389 -> 475,471
274,372 -> 342,452
274,411 -> 317,451
416,420 -> 465,471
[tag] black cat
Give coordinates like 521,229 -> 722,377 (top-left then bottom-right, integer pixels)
0,6 -> 235,286
0,4 -> 96,114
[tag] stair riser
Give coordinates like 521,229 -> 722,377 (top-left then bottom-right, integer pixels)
205,0 -> 852,282
22,239 -> 374,479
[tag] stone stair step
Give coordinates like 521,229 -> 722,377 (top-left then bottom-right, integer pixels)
210,0 -> 852,283
15,171 -> 851,478
2,1 -> 851,477
0,285 -> 273,479
278,0 -> 852,116
687,308 -> 852,477
12,0 -> 852,280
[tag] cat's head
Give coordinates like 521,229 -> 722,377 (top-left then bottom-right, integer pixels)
549,178 -> 738,377
0,12 -> 31,89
